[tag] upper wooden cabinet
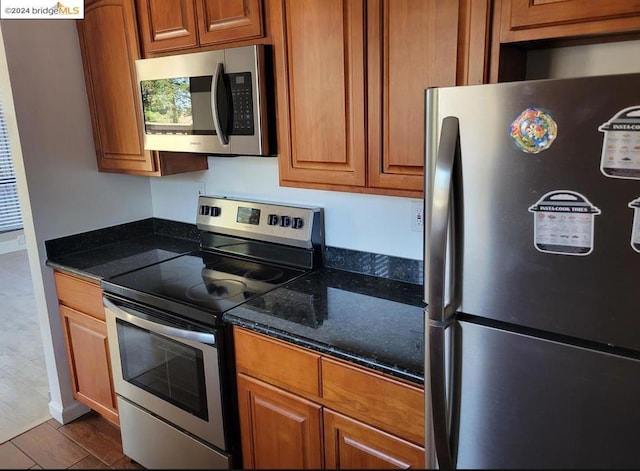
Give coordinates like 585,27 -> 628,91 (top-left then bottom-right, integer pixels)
497,0 -> 640,43
78,0 -> 208,176
136,0 -> 264,55
490,0 -> 640,83
270,0 -> 489,198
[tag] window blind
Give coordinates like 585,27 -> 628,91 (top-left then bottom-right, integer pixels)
0,98 -> 22,233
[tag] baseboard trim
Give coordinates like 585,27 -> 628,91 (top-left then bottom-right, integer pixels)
48,399 -> 90,425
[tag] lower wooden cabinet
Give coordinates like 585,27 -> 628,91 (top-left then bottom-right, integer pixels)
233,326 -> 425,469
54,271 -> 118,426
237,373 -> 323,469
324,409 -> 424,469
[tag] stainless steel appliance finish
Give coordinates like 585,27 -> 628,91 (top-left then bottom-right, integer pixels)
135,45 -> 272,156
102,196 -> 324,469
104,298 -> 225,451
424,73 -> 640,468
116,397 -> 230,469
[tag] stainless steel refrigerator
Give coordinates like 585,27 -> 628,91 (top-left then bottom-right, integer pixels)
424,73 -> 640,469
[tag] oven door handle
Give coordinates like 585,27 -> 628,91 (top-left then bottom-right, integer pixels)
103,297 -> 217,345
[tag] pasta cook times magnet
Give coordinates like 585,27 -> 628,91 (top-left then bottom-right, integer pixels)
599,106 -> 640,179
529,191 -> 600,256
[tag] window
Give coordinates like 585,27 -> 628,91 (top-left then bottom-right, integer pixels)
0,98 -> 22,233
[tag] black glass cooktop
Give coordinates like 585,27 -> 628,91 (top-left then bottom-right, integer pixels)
102,251 -> 307,326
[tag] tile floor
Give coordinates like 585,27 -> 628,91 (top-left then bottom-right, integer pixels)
0,249 -> 50,445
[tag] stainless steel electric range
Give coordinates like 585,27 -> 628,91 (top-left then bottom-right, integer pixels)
101,196 -> 324,469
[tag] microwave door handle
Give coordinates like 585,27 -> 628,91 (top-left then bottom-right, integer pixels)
212,62 -> 229,146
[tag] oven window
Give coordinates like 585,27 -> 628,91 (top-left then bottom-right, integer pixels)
115,319 -> 209,420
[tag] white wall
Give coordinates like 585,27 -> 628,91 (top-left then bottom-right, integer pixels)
0,20 -> 154,423
151,158 -> 424,260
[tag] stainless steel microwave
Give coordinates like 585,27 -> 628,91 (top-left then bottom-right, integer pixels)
134,45 -> 274,156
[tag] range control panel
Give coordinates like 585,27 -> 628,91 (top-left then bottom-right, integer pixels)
196,196 -> 323,249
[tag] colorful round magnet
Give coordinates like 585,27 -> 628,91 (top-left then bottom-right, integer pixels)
510,107 -> 558,153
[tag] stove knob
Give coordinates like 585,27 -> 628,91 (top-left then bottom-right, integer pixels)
279,215 -> 291,227
292,217 -> 304,229
267,214 -> 279,226
210,206 -> 221,217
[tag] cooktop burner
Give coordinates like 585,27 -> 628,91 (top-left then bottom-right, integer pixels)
103,251 -> 306,321
186,279 -> 247,301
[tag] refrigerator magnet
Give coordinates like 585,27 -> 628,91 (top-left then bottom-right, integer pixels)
599,106 -> 640,180
529,191 -> 601,256
510,107 -> 557,154
628,197 -> 640,253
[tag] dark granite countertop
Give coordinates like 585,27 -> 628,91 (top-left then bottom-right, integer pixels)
224,267 -> 425,385
45,218 -> 425,384
45,218 -> 199,282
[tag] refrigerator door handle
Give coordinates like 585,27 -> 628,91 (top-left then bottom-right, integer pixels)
428,115 -> 459,324
426,115 -> 460,469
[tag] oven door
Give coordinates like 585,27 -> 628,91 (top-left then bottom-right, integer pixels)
103,296 -> 226,451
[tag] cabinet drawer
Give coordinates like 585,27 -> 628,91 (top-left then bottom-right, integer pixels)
234,327 -> 321,397
54,271 -> 104,320
321,357 -> 424,445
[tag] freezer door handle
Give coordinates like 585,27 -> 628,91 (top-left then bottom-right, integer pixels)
427,322 -> 455,469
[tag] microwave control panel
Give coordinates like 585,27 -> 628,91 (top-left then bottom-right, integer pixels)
229,72 -> 254,136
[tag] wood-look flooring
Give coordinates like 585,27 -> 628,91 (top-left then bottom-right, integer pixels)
0,250 -> 50,444
0,411 -> 142,469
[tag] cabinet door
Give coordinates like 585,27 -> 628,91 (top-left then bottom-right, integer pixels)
274,0 -> 367,188
196,0 -> 264,46
367,0 -> 459,195
78,0 -> 156,174
237,373 -> 323,469
324,409 -> 424,469
59,305 -> 119,426
136,0 -> 198,54
499,0 -> 640,42
321,357 -> 424,446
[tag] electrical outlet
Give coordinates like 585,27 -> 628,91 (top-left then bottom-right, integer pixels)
411,200 -> 424,232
